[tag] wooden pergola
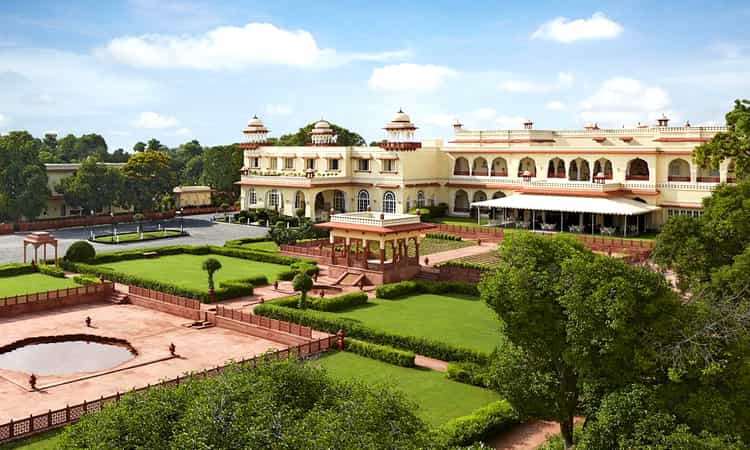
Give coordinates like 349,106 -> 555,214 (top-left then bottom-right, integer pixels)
23,232 -> 59,265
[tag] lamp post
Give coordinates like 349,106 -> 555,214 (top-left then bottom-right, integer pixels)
178,208 -> 184,233
110,212 -> 115,243
89,209 -> 95,240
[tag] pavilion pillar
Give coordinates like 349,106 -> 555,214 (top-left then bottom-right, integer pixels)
362,239 -> 368,264
380,244 -> 385,269
560,211 -> 564,232
624,215 -> 628,237
23,243 -> 26,263
43,244 -> 47,263
330,241 -> 336,265
54,244 -> 58,264
34,246 -> 38,264
414,237 -> 420,262
345,237 -> 352,267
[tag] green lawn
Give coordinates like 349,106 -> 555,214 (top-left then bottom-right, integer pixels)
315,352 -> 502,427
239,241 -> 279,252
317,293 -> 503,353
0,273 -> 79,297
0,429 -> 63,450
429,216 -> 489,227
93,230 -> 183,243
93,254 -> 289,290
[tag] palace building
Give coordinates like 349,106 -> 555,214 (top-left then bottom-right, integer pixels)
237,111 -> 734,235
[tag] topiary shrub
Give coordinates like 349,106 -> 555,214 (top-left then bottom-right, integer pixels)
65,241 -> 96,262
73,274 -> 101,285
292,273 -> 313,309
434,400 -> 518,447
38,264 -> 65,278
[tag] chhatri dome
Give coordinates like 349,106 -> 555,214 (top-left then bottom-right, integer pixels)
381,109 -> 421,150
242,115 -> 269,145
310,119 -> 336,145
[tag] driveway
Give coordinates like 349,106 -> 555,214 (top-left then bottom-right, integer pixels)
0,215 -> 269,264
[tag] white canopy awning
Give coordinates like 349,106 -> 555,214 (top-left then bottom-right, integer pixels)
470,194 -> 660,216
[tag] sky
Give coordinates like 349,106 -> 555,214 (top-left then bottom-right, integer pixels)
0,0 -> 749,151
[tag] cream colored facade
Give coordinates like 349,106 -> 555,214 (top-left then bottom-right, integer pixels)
173,186 -> 213,209
238,113 -> 734,230
42,163 -> 130,219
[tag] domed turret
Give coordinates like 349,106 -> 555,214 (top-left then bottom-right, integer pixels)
241,115 -> 269,147
310,119 -> 336,145
381,109 -> 421,150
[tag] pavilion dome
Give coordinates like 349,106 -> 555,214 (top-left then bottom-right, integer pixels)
312,119 -> 333,134
384,109 -> 417,130
243,115 -> 268,134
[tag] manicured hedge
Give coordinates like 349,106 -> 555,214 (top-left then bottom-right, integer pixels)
0,263 -> 34,278
343,338 -> 416,367
446,361 -> 490,388
439,260 -> 493,271
425,232 -> 463,241
254,303 -> 489,364
433,400 -> 519,447
375,280 -> 479,299
223,236 -> 272,248
38,264 -> 65,278
268,292 -> 368,312
64,240 -> 95,262
73,274 -> 101,286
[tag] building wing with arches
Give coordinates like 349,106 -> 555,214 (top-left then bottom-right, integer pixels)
238,112 -> 734,232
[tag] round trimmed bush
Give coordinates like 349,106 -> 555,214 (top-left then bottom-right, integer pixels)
65,241 -> 96,262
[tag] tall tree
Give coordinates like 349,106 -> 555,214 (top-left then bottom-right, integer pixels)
146,138 -> 167,152
106,148 -> 130,163
201,144 -> 241,197
272,122 -> 366,146
120,150 -> 174,212
480,233 -> 678,449
694,99 -> 749,178
0,131 -> 50,221
55,156 -> 124,215
133,141 -> 146,153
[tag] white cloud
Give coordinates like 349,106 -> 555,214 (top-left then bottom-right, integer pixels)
471,108 -> 497,121
531,12 -> 623,43
0,48 -> 157,117
171,127 -> 192,136
578,77 -> 672,126
0,113 -> 7,126
499,72 -> 573,93
368,63 -> 458,91
133,111 -> 181,129
544,101 -> 567,111
99,22 -> 409,70
422,113 -> 457,127
265,104 -> 293,116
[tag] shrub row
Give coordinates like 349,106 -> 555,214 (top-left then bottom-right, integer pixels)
312,291 -> 368,312
38,264 -> 65,278
253,303 -> 489,363
434,400 -> 519,447
223,236 -> 272,248
73,274 -> 101,286
439,260 -> 494,271
63,261 -> 252,303
83,244 -> 308,267
446,361 -> 490,388
375,280 -> 479,299
343,339 -> 416,367
425,232 -> 463,241
0,263 -> 34,278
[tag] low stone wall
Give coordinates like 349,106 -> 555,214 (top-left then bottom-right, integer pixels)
0,224 -> 13,235
212,315 -> 310,346
437,265 -> 486,283
0,283 -> 113,318
127,286 -> 202,321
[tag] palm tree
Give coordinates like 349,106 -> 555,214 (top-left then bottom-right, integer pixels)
201,258 -> 222,292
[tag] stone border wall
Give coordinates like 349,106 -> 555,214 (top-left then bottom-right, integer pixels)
0,283 -> 113,318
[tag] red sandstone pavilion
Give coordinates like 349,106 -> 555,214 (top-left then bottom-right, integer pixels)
283,210 -> 435,284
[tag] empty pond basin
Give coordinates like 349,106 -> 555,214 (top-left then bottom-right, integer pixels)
0,338 -> 136,376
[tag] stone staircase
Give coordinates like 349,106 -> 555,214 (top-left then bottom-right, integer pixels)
106,291 -> 129,304
338,272 -> 364,286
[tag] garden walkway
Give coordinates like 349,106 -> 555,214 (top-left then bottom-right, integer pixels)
490,420 -> 560,450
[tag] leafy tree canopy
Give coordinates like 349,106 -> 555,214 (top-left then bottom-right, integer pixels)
0,131 -> 50,221
120,150 -> 175,212
58,359 -> 431,450
694,99 -> 749,178
269,122 -> 366,146
55,156 -> 124,215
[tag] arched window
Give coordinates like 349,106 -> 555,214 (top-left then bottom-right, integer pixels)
728,160 -> 736,183
454,190 -> 469,212
593,158 -> 613,179
668,159 -> 690,182
333,190 -> 346,212
626,158 -> 650,180
548,158 -> 565,178
267,190 -> 281,209
454,157 -> 469,176
473,191 -> 488,213
491,157 -> 508,177
357,190 -> 370,211
492,191 -> 506,199
568,158 -> 590,181
294,191 -> 306,210
248,187 -> 257,205
472,157 -> 488,176
430,193 -> 436,207
416,191 -> 425,209
383,191 -> 396,213
697,164 -> 720,183
518,157 -> 536,177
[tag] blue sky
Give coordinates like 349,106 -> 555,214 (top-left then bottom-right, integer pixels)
1,0 -> 748,151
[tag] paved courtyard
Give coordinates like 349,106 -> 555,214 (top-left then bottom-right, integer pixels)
0,215 -> 268,264
0,302 -> 286,421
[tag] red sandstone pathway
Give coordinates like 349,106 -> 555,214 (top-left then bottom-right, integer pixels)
490,420 -> 561,450
414,355 -> 448,372
423,242 -> 497,266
